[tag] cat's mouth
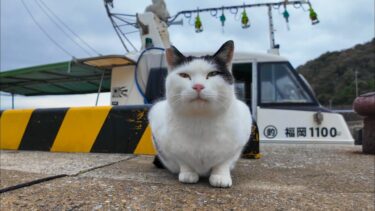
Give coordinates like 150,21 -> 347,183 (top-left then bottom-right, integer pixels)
190,96 -> 209,103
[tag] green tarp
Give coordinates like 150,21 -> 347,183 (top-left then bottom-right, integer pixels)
0,55 -> 134,96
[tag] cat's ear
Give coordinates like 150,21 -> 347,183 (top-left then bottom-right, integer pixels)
213,40 -> 234,66
165,45 -> 186,70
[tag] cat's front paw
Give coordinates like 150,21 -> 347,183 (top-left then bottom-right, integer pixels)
178,172 -> 199,184
209,174 -> 232,188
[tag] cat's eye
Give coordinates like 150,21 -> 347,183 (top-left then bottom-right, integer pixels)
206,71 -> 221,79
179,73 -> 191,80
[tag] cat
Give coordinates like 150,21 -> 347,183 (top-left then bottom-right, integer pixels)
148,40 -> 252,188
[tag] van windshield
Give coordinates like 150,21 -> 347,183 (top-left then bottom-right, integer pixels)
259,63 -> 313,104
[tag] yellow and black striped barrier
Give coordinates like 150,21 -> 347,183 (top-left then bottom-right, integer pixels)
0,106 -> 154,155
0,105 -> 259,158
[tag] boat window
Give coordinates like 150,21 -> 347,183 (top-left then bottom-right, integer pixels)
232,63 -> 252,107
235,82 -> 246,101
259,63 -> 313,104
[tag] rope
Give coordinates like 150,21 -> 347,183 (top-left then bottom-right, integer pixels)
38,0 -> 101,56
34,0 -> 93,56
20,0 -> 74,57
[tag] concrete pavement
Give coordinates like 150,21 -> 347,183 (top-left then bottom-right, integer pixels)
0,144 -> 374,210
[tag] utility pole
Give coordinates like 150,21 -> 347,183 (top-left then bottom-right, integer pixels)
267,5 -> 279,55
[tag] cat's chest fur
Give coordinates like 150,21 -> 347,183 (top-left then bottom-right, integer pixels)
168,113 -> 234,154
150,100 -> 251,175
168,120 -> 236,175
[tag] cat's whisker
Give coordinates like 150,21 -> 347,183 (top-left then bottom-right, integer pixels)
170,98 -> 183,105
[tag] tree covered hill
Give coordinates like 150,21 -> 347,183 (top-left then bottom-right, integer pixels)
297,38 -> 375,107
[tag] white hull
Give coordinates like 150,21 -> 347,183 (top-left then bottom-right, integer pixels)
257,108 -> 354,144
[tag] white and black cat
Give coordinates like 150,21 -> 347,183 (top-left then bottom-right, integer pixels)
148,40 -> 252,188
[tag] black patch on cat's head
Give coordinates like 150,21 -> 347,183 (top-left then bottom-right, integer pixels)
165,46 -> 186,69
165,40 -> 235,84
207,55 -> 234,84
212,40 -> 234,66
203,40 -> 235,84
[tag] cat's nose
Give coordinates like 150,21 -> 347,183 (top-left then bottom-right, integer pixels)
192,84 -> 205,93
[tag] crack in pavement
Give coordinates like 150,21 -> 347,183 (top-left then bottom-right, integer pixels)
0,155 -> 137,194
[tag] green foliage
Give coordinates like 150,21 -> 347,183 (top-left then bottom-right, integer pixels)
297,38 -> 375,106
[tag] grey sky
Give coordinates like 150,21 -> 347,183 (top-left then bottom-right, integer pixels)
0,0 -> 374,109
